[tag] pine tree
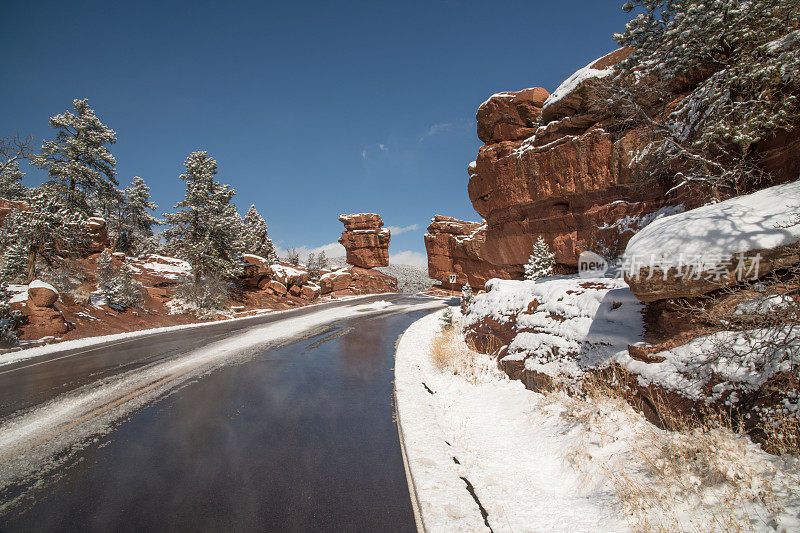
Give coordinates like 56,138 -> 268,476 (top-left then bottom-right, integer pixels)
0,161 -> 27,200
163,151 -> 243,284
7,185 -> 86,283
316,251 -> 329,271
32,98 -> 118,215
1,242 -> 30,282
240,204 -> 277,262
611,0 -> 800,194
96,250 -> 144,310
111,176 -> 160,255
524,236 -> 556,281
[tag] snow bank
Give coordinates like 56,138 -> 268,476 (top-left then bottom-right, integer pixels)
623,180 -> 800,266
396,309 -> 800,532
395,309 -> 628,531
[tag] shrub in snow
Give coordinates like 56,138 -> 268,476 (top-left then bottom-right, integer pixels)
96,250 -> 145,310
174,273 -> 233,313
439,307 -> 455,331
524,236 -> 555,280
0,280 -> 22,347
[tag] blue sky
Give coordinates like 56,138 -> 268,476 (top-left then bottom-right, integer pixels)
1,0 -> 632,266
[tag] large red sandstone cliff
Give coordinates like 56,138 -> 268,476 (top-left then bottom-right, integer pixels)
427,47 -> 800,289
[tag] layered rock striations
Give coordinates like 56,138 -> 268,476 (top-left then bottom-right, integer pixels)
338,213 -> 391,269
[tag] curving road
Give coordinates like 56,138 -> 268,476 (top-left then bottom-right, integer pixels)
0,294 -> 444,532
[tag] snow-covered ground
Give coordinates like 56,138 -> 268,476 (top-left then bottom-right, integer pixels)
395,309 -> 800,532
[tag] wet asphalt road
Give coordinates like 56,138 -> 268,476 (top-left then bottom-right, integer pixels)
0,295 -> 443,532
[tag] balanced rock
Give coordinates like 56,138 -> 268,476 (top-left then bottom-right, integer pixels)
338,213 -> 390,268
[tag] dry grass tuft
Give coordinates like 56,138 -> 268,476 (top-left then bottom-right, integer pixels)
546,373 -> 798,532
430,316 -> 501,384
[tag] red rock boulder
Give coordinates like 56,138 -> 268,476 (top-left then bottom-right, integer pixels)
338,213 -> 390,268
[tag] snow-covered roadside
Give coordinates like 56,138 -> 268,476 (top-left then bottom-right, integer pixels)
395,309 -> 800,532
395,309 -> 627,532
0,298 -> 443,513
0,294 -> 402,368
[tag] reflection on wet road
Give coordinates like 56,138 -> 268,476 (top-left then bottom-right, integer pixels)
0,297 -> 440,532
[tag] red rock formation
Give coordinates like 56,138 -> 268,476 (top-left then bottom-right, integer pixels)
426,48 -> 682,288
86,217 -> 110,253
0,197 -> 28,224
23,281 -> 69,338
318,266 -> 398,295
424,216 -> 515,290
338,213 -> 390,268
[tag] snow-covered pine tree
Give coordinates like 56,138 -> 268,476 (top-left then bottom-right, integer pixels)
524,236 -> 556,281
0,134 -> 33,200
1,242 -> 30,282
32,98 -> 118,215
7,185 -> 86,283
240,204 -> 277,262
611,0 -> 800,194
0,161 -> 27,200
0,279 -> 22,348
306,252 -> 318,278
163,151 -> 243,284
316,251 -> 329,271
461,281 -> 473,308
113,176 -> 160,255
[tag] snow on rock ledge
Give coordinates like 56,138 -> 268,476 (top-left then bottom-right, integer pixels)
623,180 -> 800,302
463,276 -> 643,381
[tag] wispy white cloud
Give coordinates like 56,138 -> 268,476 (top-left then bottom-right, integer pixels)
418,119 -> 471,142
361,149 -> 367,159
275,241 -> 346,262
379,143 -> 388,152
390,250 -> 428,268
387,224 -> 419,236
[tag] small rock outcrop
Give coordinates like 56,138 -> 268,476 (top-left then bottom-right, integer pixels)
424,216 -> 514,290
24,280 -> 69,338
0,197 -> 28,225
338,213 -> 390,268
86,217 -> 110,253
